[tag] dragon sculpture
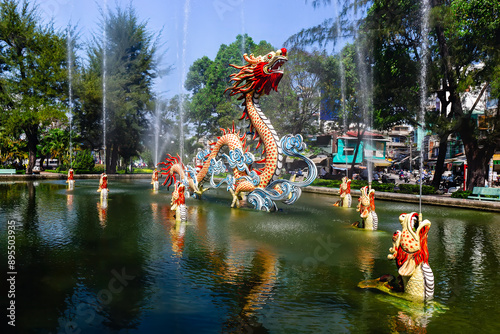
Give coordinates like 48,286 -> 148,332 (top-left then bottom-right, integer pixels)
97,172 -> 109,200
158,48 -> 317,211
359,212 -> 434,302
353,186 -> 378,230
151,168 -> 159,191
171,182 -> 187,222
66,168 -> 75,190
333,176 -> 352,207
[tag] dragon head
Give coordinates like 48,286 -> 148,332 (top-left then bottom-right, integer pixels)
340,177 -> 351,193
357,186 -> 375,218
225,48 -> 288,99
388,212 -> 431,276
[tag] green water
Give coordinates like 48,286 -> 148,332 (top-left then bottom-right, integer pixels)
1,179 -> 499,333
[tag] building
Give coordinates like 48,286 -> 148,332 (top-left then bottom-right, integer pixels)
331,130 -> 391,168
384,125 -> 413,161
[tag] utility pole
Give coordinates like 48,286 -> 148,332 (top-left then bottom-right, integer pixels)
408,134 -> 412,174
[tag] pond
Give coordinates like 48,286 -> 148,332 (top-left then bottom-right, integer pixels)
1,179 -> 499,333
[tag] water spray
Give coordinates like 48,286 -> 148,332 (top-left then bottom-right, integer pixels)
418,0 -> 430,220
336,3 -> 348,179
178,0 -> 191,164
102,2 -> 108,173
67,27 -> 73,169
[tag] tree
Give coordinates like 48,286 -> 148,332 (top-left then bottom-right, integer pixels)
0,0 -> 69,173
38,128 -> 67,168
293,0 -> 500,189
83,5 -> 160,173
0,125 -> 27,166
261,48 -> 324,136
286,1 -> 396,177
430,0 -> 500,189
185,35 -> 270,139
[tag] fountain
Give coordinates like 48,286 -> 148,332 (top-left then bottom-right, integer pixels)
102,3 -> 108,174
335,3 -> 349,179
3,1 -> 498,332
418,0 -> 431,211
178,0 -> 191,163
159,48 -> 317,212
154,100 -> 160,166
67,27 -> 74,171
357,0 -> 433,306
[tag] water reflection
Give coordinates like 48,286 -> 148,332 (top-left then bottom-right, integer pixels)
388,310 -> 430,333
97,198 -> 108,227
1,181 -> 500,333
222,248 -> 278,332
356,232 -> 381,280
487,223 -> 500,264
67,193 -> 74,210
170,221 -> 186,256
440,219 -> 466,265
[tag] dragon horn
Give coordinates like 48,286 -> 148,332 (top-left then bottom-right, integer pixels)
243,53 -> 260,64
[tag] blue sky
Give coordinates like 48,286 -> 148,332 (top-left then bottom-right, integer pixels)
40,0 -> 339,98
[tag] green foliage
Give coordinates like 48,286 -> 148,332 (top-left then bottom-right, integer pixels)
55,165 -> 67,173
117,168 -> 154,174
309,180 -> 433,195
293,0 -> 500,189
312,179 -> 341,188
397,184 -> 436,195
0,126 -> 27,163
38,128 -> 70,165
0,0 -> 69,173
370,182 -> 395,192
261,49 -> 324,136
81,5 -> 160,172
72,150 -> 95,172
185,35 -> 272,138
311,179 -> 373,190
451,190 -> 472,199
312,178 -> 399,194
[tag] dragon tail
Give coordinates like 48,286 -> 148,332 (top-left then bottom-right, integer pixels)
158,154 -> 184,188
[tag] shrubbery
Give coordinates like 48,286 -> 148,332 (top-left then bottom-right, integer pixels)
312,178 -> 435,195
397,184 -> 436,195
451,190 -> 472,199
370,182 -> 395,192
72,150 -> 95,172
311,179 -> 340,188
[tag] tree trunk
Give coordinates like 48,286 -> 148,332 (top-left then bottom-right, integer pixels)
39,155 -> 46,171
460,120 -> 496,190
464,151 -> 490,190
350,127 -> 365,179
25,126 -> 38,174
431,132 -> 450,189
432,4 -> 489,190
108,144 -> 119,174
